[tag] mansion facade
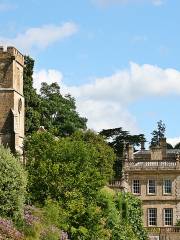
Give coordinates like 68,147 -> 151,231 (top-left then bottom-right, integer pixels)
110,138 -> 180,240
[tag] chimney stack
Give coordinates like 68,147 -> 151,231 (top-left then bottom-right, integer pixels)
128,144 -> 134,160
159,138 -> 167,160
141,141 -> 145,151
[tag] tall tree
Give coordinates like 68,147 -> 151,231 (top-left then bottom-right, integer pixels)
23,56 -> 41,134
99,127 -> 146,178
25,130 -> 116,238
39,82 -> 87,136
23,56 -> 87,136
167,143 -> 174,149
150,120 -> 166,147
174,142 -> 180,149
25,130 -> 115,204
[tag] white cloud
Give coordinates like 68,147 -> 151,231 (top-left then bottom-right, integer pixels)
33,62 -> 180,133
33,69 -> 63,92
92,0 -> 164,7
0,22 -> 78,53
167,137 -> 180,147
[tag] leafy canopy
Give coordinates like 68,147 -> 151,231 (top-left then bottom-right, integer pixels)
100,127 -> 146,178
23,56 -> 87,136
39,82 -> 87,136
25,130 -> 115,204
25,130 -> 116,239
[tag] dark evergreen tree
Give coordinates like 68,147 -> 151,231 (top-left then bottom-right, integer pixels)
150,120 -> 166,147
99,127 -> 146,178
174,142 -> 180,149
166,143 -> 174,149
23,56 -> 41,134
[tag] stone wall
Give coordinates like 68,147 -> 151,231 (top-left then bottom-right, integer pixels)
0,46 -> 24,154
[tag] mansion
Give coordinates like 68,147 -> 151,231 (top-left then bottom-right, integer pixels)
110,138 -> 180,239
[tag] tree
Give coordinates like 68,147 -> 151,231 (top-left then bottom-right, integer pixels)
25,130 -> 116,238
25,130 -> 115,204
99,127 -> 146,178
24,56 -> 87,137
23,56 -> 41,134
167,143 -> 174,149
150,120 -> 166,147
39,82 -> 87,136
119,192 -> 148,240
0,146 -> 27,220
94,188 -> 148,240
174,142 -> 180,149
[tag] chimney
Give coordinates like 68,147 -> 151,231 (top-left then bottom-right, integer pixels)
141,141 -> 145,151
160,138 -> 167,160
128,144 -> 134,160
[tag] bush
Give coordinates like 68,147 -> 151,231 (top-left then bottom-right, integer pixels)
0,146 -> 27,220
0,218 -> 24,239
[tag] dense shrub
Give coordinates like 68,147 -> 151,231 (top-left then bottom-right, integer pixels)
25,131 -> 115,204
0,146 -> 27,219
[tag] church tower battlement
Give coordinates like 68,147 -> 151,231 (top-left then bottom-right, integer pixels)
0,46 -> 24,155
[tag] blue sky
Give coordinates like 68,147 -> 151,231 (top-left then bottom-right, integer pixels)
1,0 -> 180,145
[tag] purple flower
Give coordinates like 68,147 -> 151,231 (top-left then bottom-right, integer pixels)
0,218 -> 24,239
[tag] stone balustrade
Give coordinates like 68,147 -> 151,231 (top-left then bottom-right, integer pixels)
125,160 -> 177,171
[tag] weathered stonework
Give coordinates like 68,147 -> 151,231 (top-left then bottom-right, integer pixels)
0,46 -> 24,154
109,139 -> 180,239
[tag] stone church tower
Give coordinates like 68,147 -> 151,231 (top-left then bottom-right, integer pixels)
0,46 -> 24,154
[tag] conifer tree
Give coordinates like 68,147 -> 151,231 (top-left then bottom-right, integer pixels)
150,120 -> 166,147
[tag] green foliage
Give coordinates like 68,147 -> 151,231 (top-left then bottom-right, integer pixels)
25,130 -> 115,204
24,56 -> 87,136
167,143 -> 174,149
175,219 -> 180,226
100,127 -> 146,178
96,188 -> 147,240
150,120 -> 166,147
0,146 -> 27,220
23,56 -> 41,134
39,82 -> 87,136
174,142 -> 180,149
24,222 -> 42,240
100,127 -> 146,156
25,130 -> 147,239
23,55 -> 147,239
25,130 -> 116,239
119,192 -> 148,240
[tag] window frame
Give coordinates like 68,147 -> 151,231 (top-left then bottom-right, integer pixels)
148,208 -> 157,226
164,208 -> 173,226
147,179 -> 156,195
163,179 -> 172,195
132,179 -> 141,195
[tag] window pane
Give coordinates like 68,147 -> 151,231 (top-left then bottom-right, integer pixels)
148,208 -> 157,226
148,180 -> 156,194
164,208 -> 173,226
164,180 -> 172,194
133,180 -> 140,194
